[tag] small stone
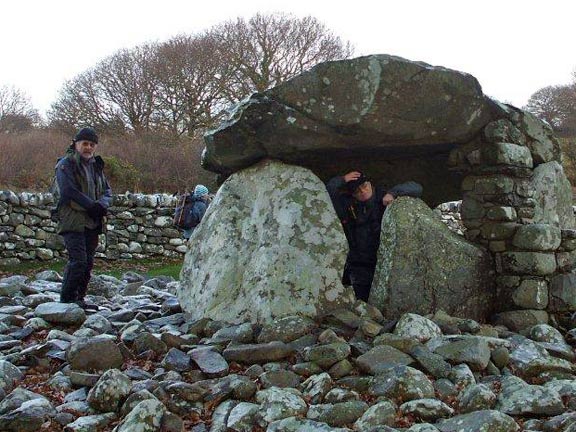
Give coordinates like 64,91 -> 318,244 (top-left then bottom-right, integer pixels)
305,342 -> 351,368
259,370 -> 300,389
394,313 -> 442,342
399,398 -> 454,421
356,345 -> 414,375
370,365 -> 434,401
491,347 -> 511,369
353,399 -> 397,430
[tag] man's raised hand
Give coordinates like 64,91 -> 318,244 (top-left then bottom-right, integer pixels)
343,171 -> 362,183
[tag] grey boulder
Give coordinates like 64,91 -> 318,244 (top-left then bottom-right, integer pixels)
370,197 -> 494,321
178,160 -> 354,324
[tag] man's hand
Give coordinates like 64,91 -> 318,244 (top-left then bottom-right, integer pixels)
343,171 -> 362,183
382,193 -> 395,206
87,202 -> 107,219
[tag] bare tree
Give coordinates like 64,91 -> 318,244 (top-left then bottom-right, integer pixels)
49,14 -> 354,137
48,70 -> 126,134
49,45 -> 158,135
151,34 -> 233,136
95,45 -> 159,134
524,85 -> 572,128
0,85 -> 40,132
210,13 -> 354,102
524,82 -> 576,136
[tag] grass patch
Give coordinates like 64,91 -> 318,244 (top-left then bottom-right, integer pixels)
146,262 -> 183,279
99,258 -> 183,280
0,257 -> 183,280
0,259 -> 67,278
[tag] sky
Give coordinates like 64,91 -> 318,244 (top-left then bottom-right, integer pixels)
1,0 -> 574,116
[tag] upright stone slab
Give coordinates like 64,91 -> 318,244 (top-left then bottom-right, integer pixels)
370,197 -> 494,320
531,161 -> 574,229
177,159 -> 354,324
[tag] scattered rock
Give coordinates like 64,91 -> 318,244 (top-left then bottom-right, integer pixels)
0,267 -> 572,431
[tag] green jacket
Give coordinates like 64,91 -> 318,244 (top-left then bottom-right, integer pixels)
55,149 -> 112,234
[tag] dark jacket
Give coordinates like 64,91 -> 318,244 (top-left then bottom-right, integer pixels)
327,176 -> 423,266
55,148 -> 112,234
182,196 -> 208,239
189,196 -> 208,229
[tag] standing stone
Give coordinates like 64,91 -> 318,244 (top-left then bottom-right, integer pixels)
530,161 -> 574,229
371,197 -> 494,321
178,160 -> 354,324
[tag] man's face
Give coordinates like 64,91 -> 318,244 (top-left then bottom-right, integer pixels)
75,140 -> 97,160
352,181 -> 373,202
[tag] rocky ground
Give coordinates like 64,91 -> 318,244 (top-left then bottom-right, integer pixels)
0,272 -> 576,431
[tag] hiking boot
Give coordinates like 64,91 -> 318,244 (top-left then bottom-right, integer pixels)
75,299 -> 98,311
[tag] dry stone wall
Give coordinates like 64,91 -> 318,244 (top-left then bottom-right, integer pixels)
0,186 -> 467,270
450,103 -> 576,328
435,201 -> 465,236
0,190 -> 184,266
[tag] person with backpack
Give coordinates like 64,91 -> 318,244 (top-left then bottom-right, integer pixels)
174,184 -> 211,240
326,171 -> 422,302
54,127 -> 112,310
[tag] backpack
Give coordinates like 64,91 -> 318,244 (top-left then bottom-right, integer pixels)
173,194 -> 198,230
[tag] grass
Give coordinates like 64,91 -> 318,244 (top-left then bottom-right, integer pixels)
0,259 -> 67,278
0,257 -> 183,280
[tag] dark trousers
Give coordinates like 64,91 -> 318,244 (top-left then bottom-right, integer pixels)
60,229 -> 99,302
347,263 -> 375,302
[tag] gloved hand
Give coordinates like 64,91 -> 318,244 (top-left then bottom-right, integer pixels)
87,202 -> 108,219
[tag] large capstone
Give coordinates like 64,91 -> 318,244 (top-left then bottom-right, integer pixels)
370,197 -> 494,320
177,159 -> 354,324
203,54 -> 498,206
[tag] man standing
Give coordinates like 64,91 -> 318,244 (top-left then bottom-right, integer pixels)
327,171 -> 422,301
55,127 -> 111,309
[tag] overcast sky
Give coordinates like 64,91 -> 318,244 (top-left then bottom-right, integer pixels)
1,0 -> 574,116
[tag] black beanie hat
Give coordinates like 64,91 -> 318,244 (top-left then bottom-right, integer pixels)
74,127 -> 98,144
346,172 -> 369,193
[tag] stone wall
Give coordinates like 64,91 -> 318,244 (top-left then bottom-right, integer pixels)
0,188 -> 470,267
450,105 -> 576,327
0,190 -> 184,266
435,201 -> 465,236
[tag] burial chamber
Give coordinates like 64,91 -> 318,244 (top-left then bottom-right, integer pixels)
178,54 -> 576,328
